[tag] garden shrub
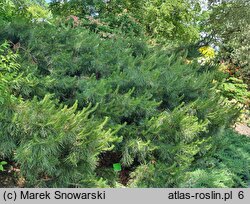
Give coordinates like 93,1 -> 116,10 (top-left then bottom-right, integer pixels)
12,96 -> 121,187
0,4 -> 247,187
0,42 -> 121,187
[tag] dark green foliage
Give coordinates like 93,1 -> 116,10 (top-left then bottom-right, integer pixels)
182,130 -> 250,188
0,19 -> 241,186
15,23 -> 238,171
0,0 -> 248,188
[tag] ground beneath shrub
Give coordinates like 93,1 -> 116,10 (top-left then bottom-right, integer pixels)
0,162 -> 24,188
98,151 -> 132,186
0,171 -> 16,187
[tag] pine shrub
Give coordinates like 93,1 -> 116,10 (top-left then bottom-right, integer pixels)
0,43 -> 121,187
0,15 -> 243,187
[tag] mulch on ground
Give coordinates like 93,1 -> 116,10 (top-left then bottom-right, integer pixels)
0,170 -> 16,187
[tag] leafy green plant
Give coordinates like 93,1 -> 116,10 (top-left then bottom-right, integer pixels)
207,0 -> 250,83
0,161 -> 7,171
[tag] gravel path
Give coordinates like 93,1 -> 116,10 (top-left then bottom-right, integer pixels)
234,123 -> 250,137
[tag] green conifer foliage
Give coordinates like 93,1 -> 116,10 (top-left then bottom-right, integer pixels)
2,22 -> 238,187
0,8 -> 244,187
0,42 -> 22,158
12,96 -> 121,187
0,43 -> 121,187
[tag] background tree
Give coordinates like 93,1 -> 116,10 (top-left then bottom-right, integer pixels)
206,0 -> 250,81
